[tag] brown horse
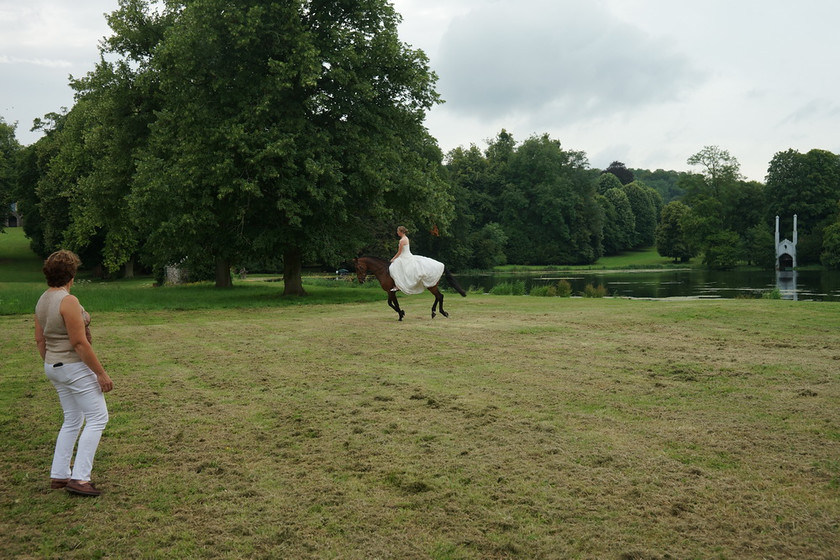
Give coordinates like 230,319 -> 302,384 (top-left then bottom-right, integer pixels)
353,256 -> 466,320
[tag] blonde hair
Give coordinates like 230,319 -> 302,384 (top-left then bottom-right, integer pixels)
397,226 -> 408,235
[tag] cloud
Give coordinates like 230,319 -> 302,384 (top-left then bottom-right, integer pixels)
0,1 -> 113,52
0,0 -> 117,142
0,55 -> 72,68
779,99 -> 840,127
435,0 -> 702,127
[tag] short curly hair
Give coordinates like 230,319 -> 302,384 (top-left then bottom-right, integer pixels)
43,250 -> 81,287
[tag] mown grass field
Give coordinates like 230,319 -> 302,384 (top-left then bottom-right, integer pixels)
1,229 -> 839,559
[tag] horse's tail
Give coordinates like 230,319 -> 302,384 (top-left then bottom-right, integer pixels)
444,268 -> 467,297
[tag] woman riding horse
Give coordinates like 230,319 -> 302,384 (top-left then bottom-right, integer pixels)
354,227 -> 465,320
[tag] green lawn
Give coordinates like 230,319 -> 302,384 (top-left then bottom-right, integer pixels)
1,229 -> 838,559
3,296 -> 838,559
0,227 -> 43,282
0,228 -> 386,315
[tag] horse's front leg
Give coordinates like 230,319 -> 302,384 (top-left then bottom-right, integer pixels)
388,292 -> 405,321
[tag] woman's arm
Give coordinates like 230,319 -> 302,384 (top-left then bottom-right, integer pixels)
391,237 -> 408,262
61,295 -> 113,392
34,316 -> 46,361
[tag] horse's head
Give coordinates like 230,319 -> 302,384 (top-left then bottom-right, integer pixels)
353,258 -> 367,284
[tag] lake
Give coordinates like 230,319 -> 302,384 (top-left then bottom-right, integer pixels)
456,269 -> 840,301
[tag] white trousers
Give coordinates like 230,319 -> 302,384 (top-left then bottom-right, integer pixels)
45,361 -> 109,481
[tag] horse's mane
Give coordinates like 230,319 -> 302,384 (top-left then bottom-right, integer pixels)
354,256 -> 391,274
358,255 -> 390,265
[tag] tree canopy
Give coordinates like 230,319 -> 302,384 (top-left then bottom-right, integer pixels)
443,132 -> 603,266
678,146 -> 775,268
15,0 -> 451,291
765,148 -> 840,263
134,0 -> 452,291
602,161 -> 634,185
0,117 -> 20,233
655,200 -> 694,262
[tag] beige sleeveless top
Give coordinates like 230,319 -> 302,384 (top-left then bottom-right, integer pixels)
35,289 -> 85,364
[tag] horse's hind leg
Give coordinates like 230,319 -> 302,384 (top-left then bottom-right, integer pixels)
430,287 -> 448,318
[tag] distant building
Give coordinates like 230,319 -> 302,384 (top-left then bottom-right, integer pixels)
775,215 -> 797,271
5,202 -> 22,227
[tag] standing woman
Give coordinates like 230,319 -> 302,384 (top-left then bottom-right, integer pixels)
35,250 -> 113,496
389,226 -> 445,294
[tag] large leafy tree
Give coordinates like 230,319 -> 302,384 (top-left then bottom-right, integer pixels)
54,1 -> 170,276
741,222 -> 775,268
36,64 -> 157,277
501,134 -> 601,264
631,168 -> 685,203
438,144 -> 492,267
686,145 -> 741,201
765,148 -> 840,264
443,131 -> 603,267
130,0 -> 449,291
655,200 -> 694,262
622,181 -> 661,248
469,222 -> 508,269
603,161 -> 634,186
681,146 -> 769,269
821,219 -> 840,270
14,0 -> 172,271
0,117 -> 20,233
702,230 -> 741,270
35,104 -> 110,272
16,113 -> 73,259
598,187 -> 634,255
14,144 -> 46,255
596,172 -> 622,195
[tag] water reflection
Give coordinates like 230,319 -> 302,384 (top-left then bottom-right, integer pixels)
457,269 -> 840,301
776,271 -> 798,301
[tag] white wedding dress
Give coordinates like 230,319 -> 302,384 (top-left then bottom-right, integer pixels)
389,239 -> 445,294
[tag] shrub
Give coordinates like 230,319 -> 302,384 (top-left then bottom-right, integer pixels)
583,283 -> 608,298
490,281 -> 526,296
529,285 -> 554,297
762,288 -> 782,300
555,279 -> 572,297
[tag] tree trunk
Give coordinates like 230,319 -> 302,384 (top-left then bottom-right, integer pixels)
215,256 -> 232,288
123,256 -> 135,279
283,248 -> 307,296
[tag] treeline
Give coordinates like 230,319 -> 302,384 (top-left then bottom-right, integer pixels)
5,113 -> 840,280
3,1 -> 840,286
420,132 -> 665,270
411,138 -> 839,272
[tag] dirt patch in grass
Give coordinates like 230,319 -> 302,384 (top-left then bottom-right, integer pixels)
2,297 -> 839,559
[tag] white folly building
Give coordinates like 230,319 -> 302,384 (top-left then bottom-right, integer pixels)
775,215 -> 797,271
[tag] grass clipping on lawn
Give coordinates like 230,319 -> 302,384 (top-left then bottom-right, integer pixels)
2,296 -> 839,559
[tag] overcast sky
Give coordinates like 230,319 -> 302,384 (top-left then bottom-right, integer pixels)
2,0 -> 838,181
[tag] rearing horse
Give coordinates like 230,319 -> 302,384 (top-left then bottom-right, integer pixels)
353,256 -> 466,320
